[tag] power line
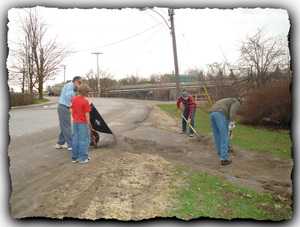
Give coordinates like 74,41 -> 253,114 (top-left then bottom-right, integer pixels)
45,23 -> 129,33
109,23 -> 166,67
70,23 -> 163,54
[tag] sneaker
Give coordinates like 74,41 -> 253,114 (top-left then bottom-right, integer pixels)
221,160 -> 232,166
56,143 -> 68,149
68,147 -> 72,151
79,157 -> 91,164
71,158 -> 79,163
180,131 -> 186,134
190,134 -> 195,137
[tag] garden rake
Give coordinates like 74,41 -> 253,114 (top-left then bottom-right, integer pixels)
179,112 -> 200,139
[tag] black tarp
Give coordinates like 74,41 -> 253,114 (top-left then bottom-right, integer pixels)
90,103 -> 113,134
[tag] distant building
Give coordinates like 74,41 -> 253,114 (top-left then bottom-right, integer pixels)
50,82 -> 65,96
179,74 -> 197,82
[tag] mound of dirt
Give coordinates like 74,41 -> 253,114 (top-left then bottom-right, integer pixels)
122,105 -> 293,199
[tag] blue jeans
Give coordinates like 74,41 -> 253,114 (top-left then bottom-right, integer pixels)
57,103 -> 72,147
210,111 -> 229,160
182,108 -> 196,134
72,122 -> 91,162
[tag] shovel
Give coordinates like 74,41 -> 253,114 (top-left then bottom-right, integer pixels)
179,112 -> 200,138
229,130 -> 234,140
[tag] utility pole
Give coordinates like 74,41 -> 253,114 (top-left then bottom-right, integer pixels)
140,8 -> 180,98
168,8 -> 180,98
92,52 -> 103,96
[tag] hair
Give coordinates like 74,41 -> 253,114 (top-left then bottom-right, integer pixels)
77,83 -> 90,96
72,76 -> 82,82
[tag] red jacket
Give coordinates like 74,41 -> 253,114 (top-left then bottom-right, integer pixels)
177,94 -> 197,118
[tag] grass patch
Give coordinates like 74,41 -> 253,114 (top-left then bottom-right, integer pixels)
35,98 -> 50,104
157,104 -> 292,161
167,165 -> 292,220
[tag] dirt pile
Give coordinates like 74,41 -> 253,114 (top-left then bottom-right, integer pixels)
9,104 -> 293,220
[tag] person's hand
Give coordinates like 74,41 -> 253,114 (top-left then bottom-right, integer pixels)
177,109 -> 181,114
187,118 -> 191,125
228,121 -> 235,130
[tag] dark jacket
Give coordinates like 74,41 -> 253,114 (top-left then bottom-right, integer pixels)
210,98 -> 241,121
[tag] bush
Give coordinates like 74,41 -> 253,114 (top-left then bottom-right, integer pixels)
10,93 -> 36,106
238,80 -> 291,128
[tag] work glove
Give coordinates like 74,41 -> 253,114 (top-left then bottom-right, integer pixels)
187,118 -> 191,125
228,121 -> 235,130
177,109 -> 181,114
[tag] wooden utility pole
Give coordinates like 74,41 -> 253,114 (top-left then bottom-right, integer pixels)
140,8 -> 181,99
92,52 -> 103,96
168,8 -> 180,98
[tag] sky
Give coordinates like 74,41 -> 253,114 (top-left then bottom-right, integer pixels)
7,6 -> 290,90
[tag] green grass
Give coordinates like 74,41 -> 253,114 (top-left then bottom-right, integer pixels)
157,104 -> 292,220
167,165 -> 292,220
157,104 -> 292,161
35,98 -> 50,104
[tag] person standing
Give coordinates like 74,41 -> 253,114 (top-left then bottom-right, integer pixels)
56,76 -> 83,150
70,83 -> 91,163
177,91 -> 197,137
209,98 -> 242,165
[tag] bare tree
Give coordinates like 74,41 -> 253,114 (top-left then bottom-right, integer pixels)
237,28 -> 290,90
85,69 -> 97,92
186,67 -> 206,84
9,8 -> 71,98
85,68 -> 116,94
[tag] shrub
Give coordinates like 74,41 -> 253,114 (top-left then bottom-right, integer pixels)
10,93 -> 36,106
238,80 -> 291,128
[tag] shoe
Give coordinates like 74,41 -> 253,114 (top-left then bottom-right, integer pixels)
221,160 -> 232,165
56,143 -> 68,149
71,158 -> 79,163
190,134 -> 195,137
180,131 -> 186,134
68,147 -> 72,151
79,157 -> 91,164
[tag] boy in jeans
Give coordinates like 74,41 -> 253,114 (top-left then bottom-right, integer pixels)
70,83 -> 91,163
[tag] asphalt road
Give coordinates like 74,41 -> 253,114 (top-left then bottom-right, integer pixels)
9,96 -> 149,139
8,97 -> 150,184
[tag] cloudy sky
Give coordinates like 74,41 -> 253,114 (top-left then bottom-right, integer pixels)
7,6 -> 290,89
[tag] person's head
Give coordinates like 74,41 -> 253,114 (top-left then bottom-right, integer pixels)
182,91 -> 189,100
72,76 -> 83,87
77,83 -> 90,96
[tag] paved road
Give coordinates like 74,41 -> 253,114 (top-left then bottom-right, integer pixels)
9,96 -> 149,139
8,97 -> 150,184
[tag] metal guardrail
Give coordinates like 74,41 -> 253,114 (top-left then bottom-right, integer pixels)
107,81 -> 223,93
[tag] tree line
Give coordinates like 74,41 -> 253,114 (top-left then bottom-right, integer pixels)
8,8 -> 291,100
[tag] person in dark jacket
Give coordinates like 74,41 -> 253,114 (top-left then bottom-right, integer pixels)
209,98 -> 242,165
177,91 -> 197,137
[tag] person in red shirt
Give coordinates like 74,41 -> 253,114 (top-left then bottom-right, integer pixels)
70,83 -> 92,163
176,91 -> 197,137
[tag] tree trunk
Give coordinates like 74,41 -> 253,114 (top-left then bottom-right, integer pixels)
38,79 -> 43,99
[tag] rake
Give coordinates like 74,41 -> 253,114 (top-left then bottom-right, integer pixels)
179,112 -> 200,139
